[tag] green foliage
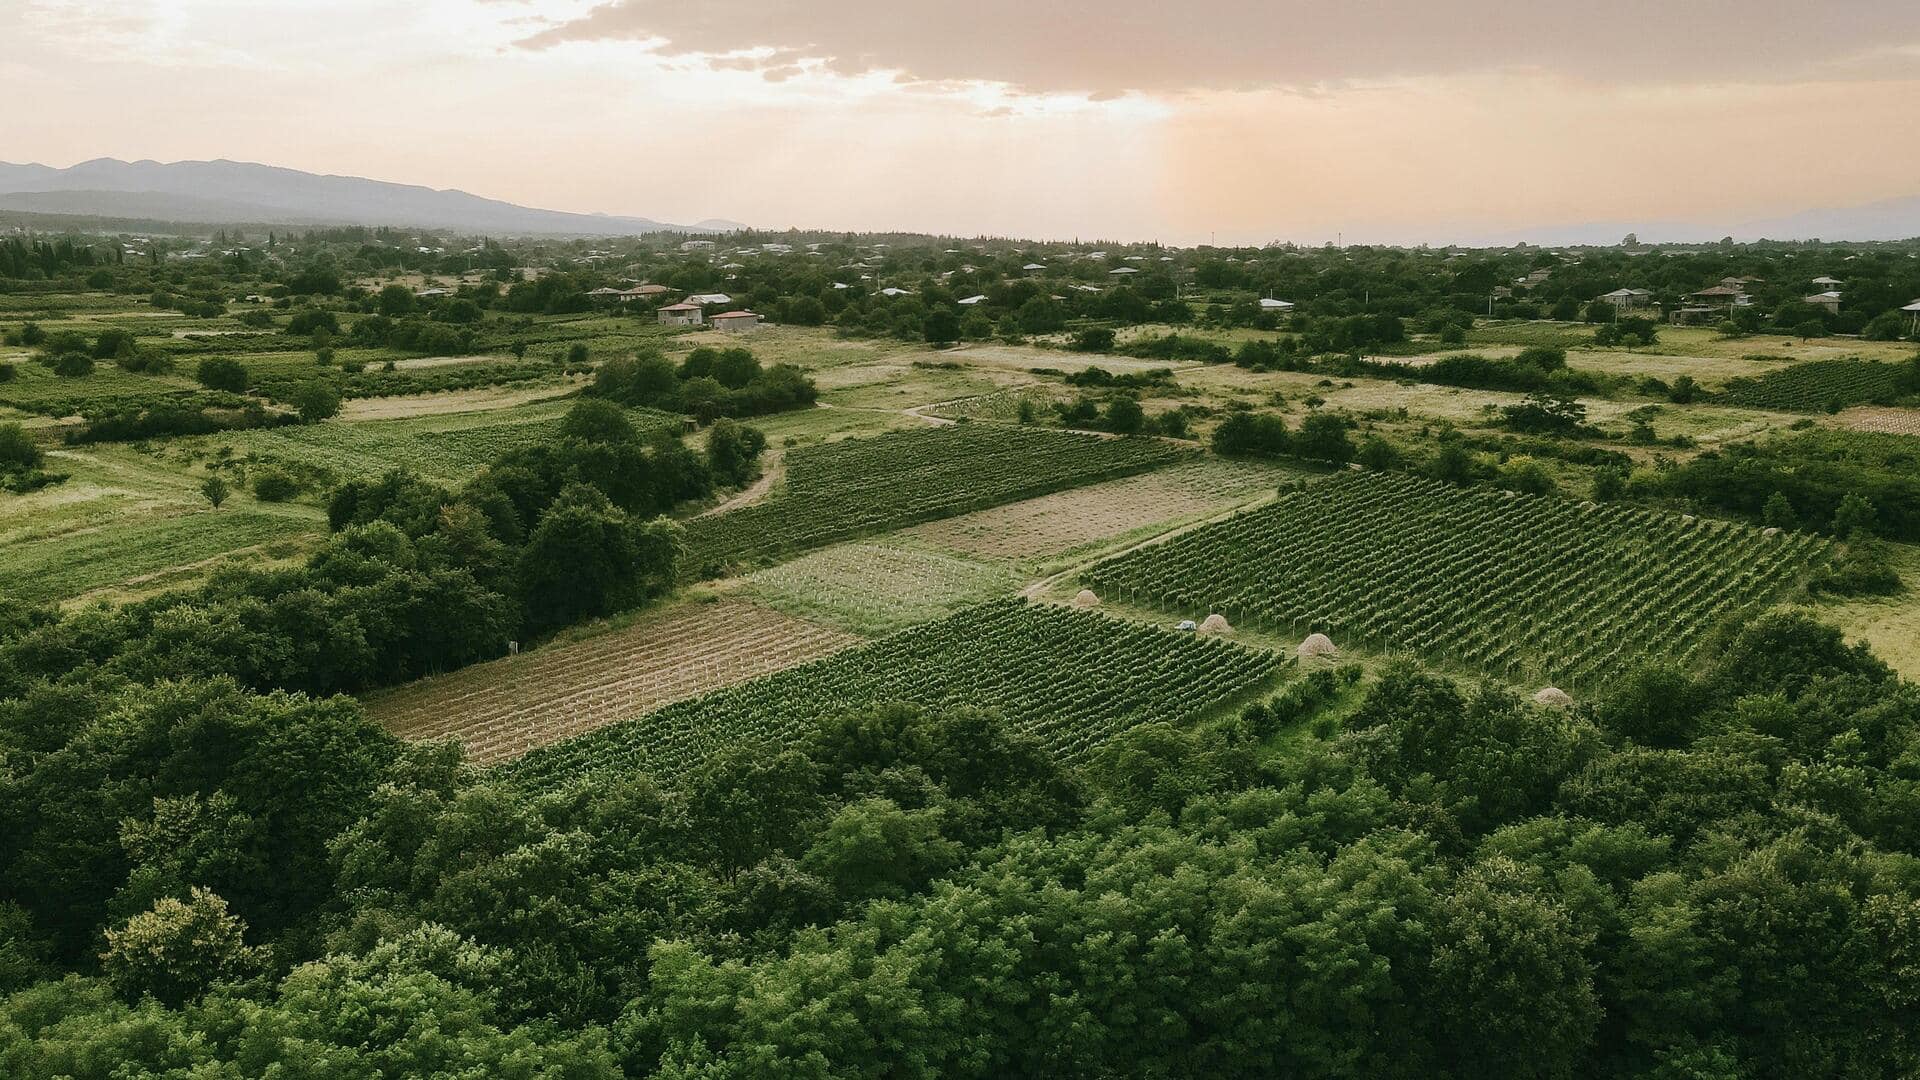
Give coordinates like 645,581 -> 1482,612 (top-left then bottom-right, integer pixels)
100,888 -> 262,1006
199,474 -> 229,507
290,379 -> 341,423
195,356 -> 248,392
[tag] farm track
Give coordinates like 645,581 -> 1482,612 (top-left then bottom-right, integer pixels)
364,599 -> 862,765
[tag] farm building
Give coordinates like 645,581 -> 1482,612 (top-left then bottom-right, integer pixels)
1597,287 -> 1653,310
1687,284 -> 1750,310
587,287 -> 622,300
685,292 -> 732,306
1259,297 -> 1295,311
711,311 -> 763,332
657,302 -> 704,326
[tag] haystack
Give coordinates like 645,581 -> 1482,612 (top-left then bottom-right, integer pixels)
1198,613 -> 1233,635
1532,687 -> 1574,707
1297,633 -> 1337,659
1072,589 -> 1101,609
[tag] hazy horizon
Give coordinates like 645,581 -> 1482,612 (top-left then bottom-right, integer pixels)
4,1 -> 1919,245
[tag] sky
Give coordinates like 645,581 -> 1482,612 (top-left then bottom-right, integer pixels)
2,0 -> 1918,245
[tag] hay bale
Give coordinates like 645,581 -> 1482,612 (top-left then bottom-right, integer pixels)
1532,687 -> 1574,707
1072,589 -> 1101,608
1297,633 -> 1337,659
1198,613 -> 1232,635
1762,527 -> 1781,538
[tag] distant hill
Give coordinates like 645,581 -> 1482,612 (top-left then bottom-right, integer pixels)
0,158 -> 741,236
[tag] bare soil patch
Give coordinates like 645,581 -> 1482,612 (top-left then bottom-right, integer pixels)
365,599 -> 860,764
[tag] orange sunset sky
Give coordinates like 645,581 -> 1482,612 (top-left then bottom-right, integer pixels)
3,0 -> 1918,244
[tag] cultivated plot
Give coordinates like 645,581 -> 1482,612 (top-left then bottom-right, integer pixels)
505,599 -> 1282,788
739,541 -> 1025,636
365,598 -> 862,765
904,458 -> 1295,563
0,509 -> 317,604
1084,471 -> 1831,690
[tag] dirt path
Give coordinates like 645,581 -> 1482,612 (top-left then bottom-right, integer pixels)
697,449 -> 785,517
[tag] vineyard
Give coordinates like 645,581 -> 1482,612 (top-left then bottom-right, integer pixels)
367,599 -> 861,765
680,424 -> 1191,568
0,509 -> 317,603
1717,358 -> 1912,412
1083,471 -> 1831,689
504,599 -> 1280,788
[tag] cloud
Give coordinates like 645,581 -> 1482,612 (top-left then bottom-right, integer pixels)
515,0 -> 1920,96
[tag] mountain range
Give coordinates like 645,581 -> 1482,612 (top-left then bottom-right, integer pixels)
0,158 -> 743,236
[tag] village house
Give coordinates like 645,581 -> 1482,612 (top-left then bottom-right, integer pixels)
684,292 -> 732,307
1803,290 -> 1842,314
657,302 -> 704,326
710,310 -> 762,332
1596,287 -> 1653,310
619,284 -> 671,302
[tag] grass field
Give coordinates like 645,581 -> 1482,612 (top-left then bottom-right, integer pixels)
0,508 -> 317,604
903,458 -> 1298,565
364,598 -> 861,764
738,541 -> 1025,636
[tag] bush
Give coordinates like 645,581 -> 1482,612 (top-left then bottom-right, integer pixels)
197,357 -> 249,392
0,422 -> 43,472
51,351 -> 95,378
251,469 -> 300,502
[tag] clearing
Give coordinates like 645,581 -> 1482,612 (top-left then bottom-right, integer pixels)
364,598 -> 861,765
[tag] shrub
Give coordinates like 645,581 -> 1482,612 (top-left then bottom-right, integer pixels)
197,357 -> 249,392
251,469 -> 300,502
51,351 -> 95,378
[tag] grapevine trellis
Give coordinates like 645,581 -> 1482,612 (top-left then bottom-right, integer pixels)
683,424 -> 1191,566
503,599 -> 1279,790
1717,359 -> 1906,413
1082,471 -> 1832,691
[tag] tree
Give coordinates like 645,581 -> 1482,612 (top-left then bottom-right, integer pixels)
1592,466 -> 1628,502
1832,492 -> 1878,538
1072,327 -> 1117,352
101,887 -> 262,1006
1762,491 -> 1796,529
518,484 -> 680,631
375,283 -> 415,316
1501,394 -> 1586,436
291,380 -> 341,423
706,418 -> 767,486
1585,300 -> 1616,324
1295,412 -> 1355,463
1357,435 -> 1402,471
923,309 -> 961,346
201,474 -> 230,508
1669,374 -> 1700,404
196,357 -> 249,392
1103,393 -> 1145,435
